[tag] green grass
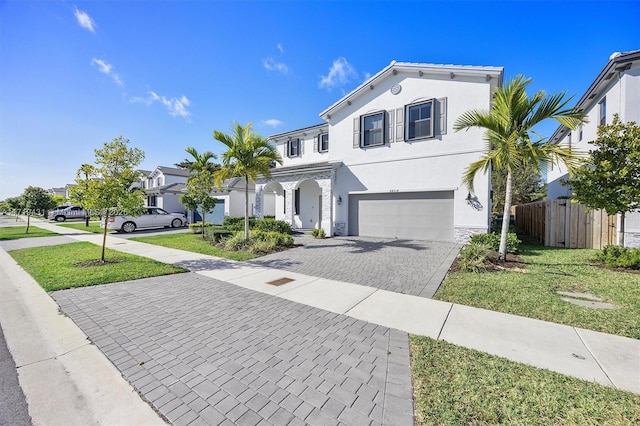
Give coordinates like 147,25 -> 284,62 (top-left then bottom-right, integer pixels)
131,232 -> 258,261
9,242 -> 187,291
0,226 -> 59,240
56,221 -> 112,234
436,244 -> 640,339
411,336 -> 640,425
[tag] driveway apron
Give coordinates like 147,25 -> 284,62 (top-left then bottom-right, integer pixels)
250,236 -> 460,298
52,273 -> 414,426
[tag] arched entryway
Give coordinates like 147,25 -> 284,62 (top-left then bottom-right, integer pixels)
294,179 -> 322,229
263,182 -> 284,220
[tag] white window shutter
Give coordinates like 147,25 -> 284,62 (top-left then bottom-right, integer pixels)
395,107 -> 404,141
300,138 -> 304,155
437,97 -> 447,135
314,135 -> 319,152
353,117 -> 360,148
386,110 -> 395,143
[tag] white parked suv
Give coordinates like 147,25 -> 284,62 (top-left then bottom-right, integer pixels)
103,207 -> 186,233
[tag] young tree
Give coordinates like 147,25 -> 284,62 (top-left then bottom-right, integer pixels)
3,196 -> 24,220
21,186 -> 56,233
454,75 -> 586,262
180,147 -> 219,238
76,137 -> 146,262
213,122 -> 282,241
566,115 -> 640,247
69,163 -> 94,226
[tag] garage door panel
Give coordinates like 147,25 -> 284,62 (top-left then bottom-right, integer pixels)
349,192 -> 453,241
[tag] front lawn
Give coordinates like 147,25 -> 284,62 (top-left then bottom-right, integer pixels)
0,226 -> 59,240
436,244 -> 640,339
411,336 -> 640,425
130,233 -> 258,261
57,221 -> 112,234
9,242 -> 187,291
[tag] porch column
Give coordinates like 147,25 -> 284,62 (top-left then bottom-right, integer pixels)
282,182 -> 297,228
318,178 -> 333,236
255,184 -> 264,219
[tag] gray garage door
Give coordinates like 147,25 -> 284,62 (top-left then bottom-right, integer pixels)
348,191 -> 454,241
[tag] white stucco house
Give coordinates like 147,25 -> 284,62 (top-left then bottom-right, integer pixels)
254,61 -> 504,243
547,49 -> 640,247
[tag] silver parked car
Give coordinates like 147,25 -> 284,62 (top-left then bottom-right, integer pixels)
103,207 -> 186,233
48,206 -> 86,222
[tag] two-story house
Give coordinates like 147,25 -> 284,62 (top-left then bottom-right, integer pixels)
547,49 -> 640,247
254,61 -> 504,243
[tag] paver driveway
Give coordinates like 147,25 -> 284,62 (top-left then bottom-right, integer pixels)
53,273 -> 413,426
250,236 -> 460,298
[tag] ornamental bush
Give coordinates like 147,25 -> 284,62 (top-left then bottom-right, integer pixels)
471,232 -> 521,254
598,245 -> 640,270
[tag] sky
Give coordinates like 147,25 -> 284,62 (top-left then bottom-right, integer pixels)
1,0 -> 638,199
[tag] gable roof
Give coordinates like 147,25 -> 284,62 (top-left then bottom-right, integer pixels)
151,166 -> 192,178
319,60 -> 504,120
550,49 -> 640,144
269,123 -> 328,142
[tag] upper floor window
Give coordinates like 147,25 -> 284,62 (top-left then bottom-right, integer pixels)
156,177 -> 163,187
599,97 -> 606,126
361,112 -> 385,147
318,133 -> 329,152
405,100 -> 434,140
579,125 -> 583,141
288,139 -> 300,157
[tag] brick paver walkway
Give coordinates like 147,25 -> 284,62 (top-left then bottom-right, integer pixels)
53,273 -> 414,426
250,236 -> 459,298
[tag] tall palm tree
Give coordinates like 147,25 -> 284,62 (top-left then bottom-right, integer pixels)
183,147 -> 218,234
213,122 -> 282,241
454,75 -> 586,262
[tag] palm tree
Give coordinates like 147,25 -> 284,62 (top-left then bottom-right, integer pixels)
182,147 -> 218,235
454,75 -> 586,262
213,122 -> 282,240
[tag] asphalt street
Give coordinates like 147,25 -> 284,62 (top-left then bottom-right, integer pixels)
0,323 -> 31,426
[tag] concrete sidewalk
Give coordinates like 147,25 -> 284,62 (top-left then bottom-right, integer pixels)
21,218 -> 640,395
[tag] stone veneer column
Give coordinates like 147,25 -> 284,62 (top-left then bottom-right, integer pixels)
254,184 -> 264,219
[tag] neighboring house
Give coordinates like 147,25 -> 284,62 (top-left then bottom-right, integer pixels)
255,61 -> 504,243
546,49 -> 640,247
47,187 -> 66,198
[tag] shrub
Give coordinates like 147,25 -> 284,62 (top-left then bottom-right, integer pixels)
471,232 -> 521,254
250,230 -> 294,247
222,216 -> 256,232
457,242 -> 491,273
205,227 -> 233,242
598,245 -> 640,270
189,222 -> 213,234
221,230 -> 294,253
222,232 -> 251,251
253,218 -> 293,235
311,228 -> 326,239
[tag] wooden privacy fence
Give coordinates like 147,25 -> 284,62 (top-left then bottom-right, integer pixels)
515,200 -> 617,249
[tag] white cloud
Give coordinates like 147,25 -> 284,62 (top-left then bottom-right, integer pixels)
263,58 -> 289,74
277,43 -> 284,54
91,58 -> 123,86
263,119 -> 283,128
74,6 -> 96,33
363,72 -> 372,81
131,91 -> 191,120
319,57 -> 357,90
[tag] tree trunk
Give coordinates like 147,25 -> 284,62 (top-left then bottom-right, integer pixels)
498,170 -> 513,263
244,176 -> 250,241
618,212 -> 626,247
25,214 -> 30,234
85,209 -> 89,227
201,207 -> 206,239
101,211 -> 109,262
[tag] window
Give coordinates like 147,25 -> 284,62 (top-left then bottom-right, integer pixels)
288,139 -> 300,157
405,100 -> 434,140
599,97 -> 606,126
318,133 -> 329,152
579,125 -> 583,141
147,195 -> 157,207
361,112 -> 385,147
156,177 -> 163,187
294,188 -> 300,215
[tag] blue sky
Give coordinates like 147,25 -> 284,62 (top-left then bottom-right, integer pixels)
1,0 -> 638,199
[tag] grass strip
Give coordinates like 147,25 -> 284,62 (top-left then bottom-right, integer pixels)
56,221 -> 112,234
435,244 -> 640,339
411,336 -> 640,425
0,226 -> 59,240
131,233 -> 257,261
9,241 -> 187,291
